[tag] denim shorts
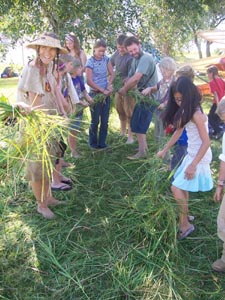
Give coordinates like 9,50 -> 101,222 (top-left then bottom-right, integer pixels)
131,103 -> 155,134
70,110 -> 83,131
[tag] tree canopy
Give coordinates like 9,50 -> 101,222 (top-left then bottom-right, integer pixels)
0,0 -> 225,58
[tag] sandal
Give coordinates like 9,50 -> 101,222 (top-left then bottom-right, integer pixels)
51,183 -> 72,191
60,176 -> 73,185
177,224 -> 195,240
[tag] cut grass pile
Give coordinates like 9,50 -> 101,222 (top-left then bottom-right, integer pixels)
0,83 -> 225,299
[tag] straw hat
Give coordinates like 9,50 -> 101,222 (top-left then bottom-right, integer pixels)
26,33 -> 68,54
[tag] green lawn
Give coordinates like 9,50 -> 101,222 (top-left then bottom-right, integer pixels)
0,80 -> 225,300
0,77 -> 18,103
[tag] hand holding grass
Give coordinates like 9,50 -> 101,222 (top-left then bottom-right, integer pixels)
157,149 -> 168,159
118,87 -> 127,96
103,89 -> 111,97
141,87 -> 152,96
86,96 -> 94,105
14,101 -> 32,114
106,84 -> 113,93
79,100 -> 89,107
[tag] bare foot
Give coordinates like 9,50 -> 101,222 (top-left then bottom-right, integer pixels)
46,197 -> 64,206
37,205 -> 55,219
125,138 -> 134,144
127,151 -> 147,160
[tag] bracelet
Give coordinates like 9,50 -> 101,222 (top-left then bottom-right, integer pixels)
217,179 -> 224,186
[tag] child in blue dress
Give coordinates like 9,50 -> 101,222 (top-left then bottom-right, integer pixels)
157,76 -> 213,239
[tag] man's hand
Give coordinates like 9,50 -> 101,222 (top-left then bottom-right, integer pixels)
142,87 -> 152,96
118,87 -> 127,96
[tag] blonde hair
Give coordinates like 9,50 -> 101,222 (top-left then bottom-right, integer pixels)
159,57 -> 176,73
176,65 -> 195,81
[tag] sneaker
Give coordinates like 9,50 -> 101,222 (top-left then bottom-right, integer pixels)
212,259 -> 225,272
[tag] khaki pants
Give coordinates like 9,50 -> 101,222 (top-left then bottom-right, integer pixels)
217,194 -> 225,262
115,92 -> 135,122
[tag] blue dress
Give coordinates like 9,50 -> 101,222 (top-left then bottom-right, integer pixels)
172,117 -> 213,192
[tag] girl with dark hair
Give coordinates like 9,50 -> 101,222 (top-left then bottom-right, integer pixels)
157,76 -> 213,239
207,66 -> 225,139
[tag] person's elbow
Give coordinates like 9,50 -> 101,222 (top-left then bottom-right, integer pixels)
205,137 -> 211,149
86,77 -> 92,86
133,73 -> 143,85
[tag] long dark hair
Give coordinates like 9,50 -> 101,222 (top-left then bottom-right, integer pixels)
163,76 -> 202,129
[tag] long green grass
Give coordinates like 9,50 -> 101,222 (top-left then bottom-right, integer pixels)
0,80 -> 225,300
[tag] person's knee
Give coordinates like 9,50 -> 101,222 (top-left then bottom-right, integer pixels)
171,184 -> 178,196
118,114 -> 126,121
116,104 -> 126,120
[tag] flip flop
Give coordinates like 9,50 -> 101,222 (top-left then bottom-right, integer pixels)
177,224 -> 195,240
60,177 -> 73,185
61,179 -> 73,185
51,183 -> 72,191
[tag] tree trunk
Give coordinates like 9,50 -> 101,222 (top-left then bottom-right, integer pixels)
193,34 -> 202,59
206,41 -> 212,57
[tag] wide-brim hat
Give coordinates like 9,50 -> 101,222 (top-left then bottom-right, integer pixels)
26,33 -> 68,54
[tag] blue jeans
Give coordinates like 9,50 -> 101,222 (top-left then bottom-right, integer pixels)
170,143 -> 187,182
89,96 -> 110,148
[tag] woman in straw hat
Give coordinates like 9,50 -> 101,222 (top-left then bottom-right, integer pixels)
17,32 -> 73,219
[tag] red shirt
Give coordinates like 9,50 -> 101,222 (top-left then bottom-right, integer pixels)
209,77 -> 225,103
